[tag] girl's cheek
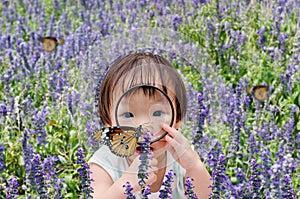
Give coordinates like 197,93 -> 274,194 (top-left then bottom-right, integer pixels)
151,140 -> 167,150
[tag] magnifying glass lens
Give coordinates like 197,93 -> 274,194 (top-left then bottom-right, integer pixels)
116,86 -> 173,143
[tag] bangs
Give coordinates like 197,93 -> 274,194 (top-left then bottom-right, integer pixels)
114,63 -> 175,98
121,86 -> 163,100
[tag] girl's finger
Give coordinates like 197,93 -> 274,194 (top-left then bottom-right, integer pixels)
166,134 -> 191,159
165,134 -> 181,152
163,123 -> 186,143
165,135 -> 182,161
162,123 -> 179,138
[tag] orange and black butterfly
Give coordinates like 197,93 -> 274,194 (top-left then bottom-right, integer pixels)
41,37 -> 64,52
94,126 -> 142,157
246,85 -> 269,102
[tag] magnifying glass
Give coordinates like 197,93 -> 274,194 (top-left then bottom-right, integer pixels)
115,84 -> 175,144
94,84 -> 175,157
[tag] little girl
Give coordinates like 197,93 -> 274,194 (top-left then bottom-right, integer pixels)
89,52 -> 212,198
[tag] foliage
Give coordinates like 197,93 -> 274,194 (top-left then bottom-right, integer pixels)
0,0 -> 299,198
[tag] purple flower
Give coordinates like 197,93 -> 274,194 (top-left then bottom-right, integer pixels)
257,27 -> 266,48
226,80 -> 247,159
259,146 -> 272,196
76,146 -> 93,198
123,182 -> 136,199
192,0 -> 201,9
247,132 -> 260,160
193,91 -> 210,161
138,130 -> 152,189
283,105 -> 298,154
184,177 -> 198,199
207,141 -> 222,171
280,63 -> 299,95
6,176 -> 19,199
32,154 -> 49,198
142,185 -> 151,199
281,154 -> 295,179
0,102 -> 9,117
233,168 -> 247,197
66,90 -> 81,116
43,155 -> 64,198
0,143 -> 6,172
289,104 -> 299,117
248,158 -> 262,198
20,129 -> 35,189
53,0 -> 60,10
120,11 -> 126,23
280,174 -> 296,199
269,162 -> 282,198
159,169 -> 175,199
32,103 -> 49,145
172,15 -> 182,31
210,152 -> 232,198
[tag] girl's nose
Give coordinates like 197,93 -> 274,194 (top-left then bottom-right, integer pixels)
134,115 -> 151,126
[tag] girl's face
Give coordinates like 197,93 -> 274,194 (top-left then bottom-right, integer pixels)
108,86 -> 181,158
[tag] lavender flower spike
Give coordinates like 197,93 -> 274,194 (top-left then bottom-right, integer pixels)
123,182 -> 136,199
0,143 -> 6,173
6,176 -> 19,199
138,130 -> 152,189
76,146 -> 93,199
32,154 -> 49,198
184,177 -> 198,199
159,169 -> 175,199
249,158 -> 262,198
280,174 -> 296,199
142,185 -> 151,199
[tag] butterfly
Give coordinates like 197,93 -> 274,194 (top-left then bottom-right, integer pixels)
94,126 -> 142,157
41,37 -> 64,52
246,85 -> 269,102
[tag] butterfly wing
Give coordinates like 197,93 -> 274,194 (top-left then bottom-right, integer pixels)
42,37 -> 57,52
110,130 -> 138,157
253,86 -> 269,101
94,129 -> 104,141
58,38 -> 64,45
94,126 -> 138,157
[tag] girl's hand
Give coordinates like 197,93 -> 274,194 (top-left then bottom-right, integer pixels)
162,123 -> 201,171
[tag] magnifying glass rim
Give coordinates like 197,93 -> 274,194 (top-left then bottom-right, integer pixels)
114,84 -> 175,144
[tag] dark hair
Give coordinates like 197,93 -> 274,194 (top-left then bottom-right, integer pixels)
98,52 -> 187,126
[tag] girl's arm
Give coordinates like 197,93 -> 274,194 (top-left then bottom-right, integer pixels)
90,156 -> 158,199
184,154 -> 212,198
162,124 -> 212,199
90,163 -> 126,199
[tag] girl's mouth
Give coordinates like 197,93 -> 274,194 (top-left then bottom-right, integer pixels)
136,146 -> 154,154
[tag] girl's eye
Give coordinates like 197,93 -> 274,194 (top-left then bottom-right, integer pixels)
153,111 -> 165,117
123,112 -> 134,118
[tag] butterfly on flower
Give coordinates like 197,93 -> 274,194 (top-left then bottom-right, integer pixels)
246,85 -> 270,102
41,37 -> 64,52
94,126 -> 142,157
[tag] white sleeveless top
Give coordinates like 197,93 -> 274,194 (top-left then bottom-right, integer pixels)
88,145 -> 186,198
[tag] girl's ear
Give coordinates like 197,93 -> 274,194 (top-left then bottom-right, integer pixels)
173,120 -> 182,130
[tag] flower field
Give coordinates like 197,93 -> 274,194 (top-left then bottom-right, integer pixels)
0,0 -> 299,198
